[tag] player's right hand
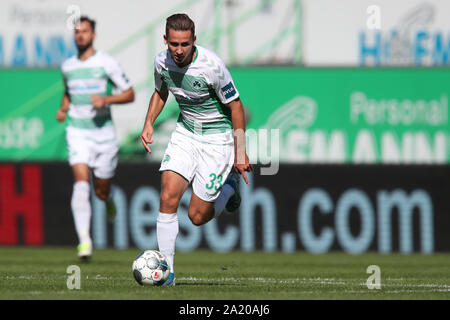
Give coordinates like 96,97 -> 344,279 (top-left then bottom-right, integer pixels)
234,152 -> 253,185
56,110 -> 66,123
140,124 -> 154,153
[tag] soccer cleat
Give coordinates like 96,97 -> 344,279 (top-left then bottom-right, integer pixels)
161,272 -> 175,287
77,241 -> 92,261
105,198 -> 116,222
225,172 -> 241,213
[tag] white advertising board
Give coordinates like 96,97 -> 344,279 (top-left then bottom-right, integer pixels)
302,0 -> 450,66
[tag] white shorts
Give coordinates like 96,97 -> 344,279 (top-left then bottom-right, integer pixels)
66,126 -> 119,179
159,123 -> 235,202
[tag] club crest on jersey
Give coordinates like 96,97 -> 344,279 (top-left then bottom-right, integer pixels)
192,80 -> 202,89
91,68 -> 103,78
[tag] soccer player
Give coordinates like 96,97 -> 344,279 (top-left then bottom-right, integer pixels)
56,16 -> 135,260
140,13 -> 252,286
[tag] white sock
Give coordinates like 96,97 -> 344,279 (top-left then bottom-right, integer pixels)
157,212 -> 179,273
71,181 -> 92,244
214,184 -> 235,218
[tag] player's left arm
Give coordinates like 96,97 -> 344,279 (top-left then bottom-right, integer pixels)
92,58 -> 135,108
211,55 -> 253,183
227,97 -> 253,184
91,87 -> 135,108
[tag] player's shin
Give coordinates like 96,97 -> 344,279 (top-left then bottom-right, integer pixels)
71,181 -> 92,244
105,185 -> 117,221
157,212 -> 179,273
213,184 -> 235,218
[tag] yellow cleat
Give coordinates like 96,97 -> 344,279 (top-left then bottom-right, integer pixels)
77,241 -> 92,261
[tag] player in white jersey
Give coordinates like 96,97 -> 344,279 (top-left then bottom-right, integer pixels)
56,16 -> 135,260
140,14 -> 252,286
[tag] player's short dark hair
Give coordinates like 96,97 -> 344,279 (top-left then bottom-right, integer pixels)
165,13 -> 195,38
80,15 -> 96,32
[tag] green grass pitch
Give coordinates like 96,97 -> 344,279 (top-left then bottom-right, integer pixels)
0,247 -> 449,300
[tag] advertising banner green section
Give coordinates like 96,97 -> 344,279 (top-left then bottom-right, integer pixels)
234,68 -> 449,164
0,69 -> 67,160
1,68 -> 449,163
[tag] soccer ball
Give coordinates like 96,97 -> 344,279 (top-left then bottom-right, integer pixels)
132,250 -> 170,286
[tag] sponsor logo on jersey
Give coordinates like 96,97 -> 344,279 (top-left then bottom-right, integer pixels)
69,84 -> 102,92
122,73 -> 130,83
221,82 -> 236,99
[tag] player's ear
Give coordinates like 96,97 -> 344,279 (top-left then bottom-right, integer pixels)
163,34 -> 167,45
193,35 -> 196,45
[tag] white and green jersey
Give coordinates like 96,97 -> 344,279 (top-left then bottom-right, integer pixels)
154,45 -> 239,135
61,51 -> 132,131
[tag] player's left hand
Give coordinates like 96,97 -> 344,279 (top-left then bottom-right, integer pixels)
91,95 -> 106,108
140,124 -> 155,153
234,153 -> 253,184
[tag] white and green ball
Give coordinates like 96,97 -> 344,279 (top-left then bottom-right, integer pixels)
132,250 -> 170,286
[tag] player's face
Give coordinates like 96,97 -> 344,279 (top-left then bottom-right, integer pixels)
164,29 -> 196,67
74,21 -> 95,51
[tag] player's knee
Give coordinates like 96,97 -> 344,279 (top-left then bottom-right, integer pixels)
189,214 -> 204,226
95,187 -> 108,201
188,210 -> 206,226
160,191 -> 180,211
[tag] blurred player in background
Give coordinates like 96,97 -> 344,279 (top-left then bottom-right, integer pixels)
140,13 -> 252,286
56,16 -> 135,260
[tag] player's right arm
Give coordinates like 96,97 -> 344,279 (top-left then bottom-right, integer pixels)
140,89 -> 169,153
56,90 -> 70,123
56,70 -> 70,123
141,53 -> 170,153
